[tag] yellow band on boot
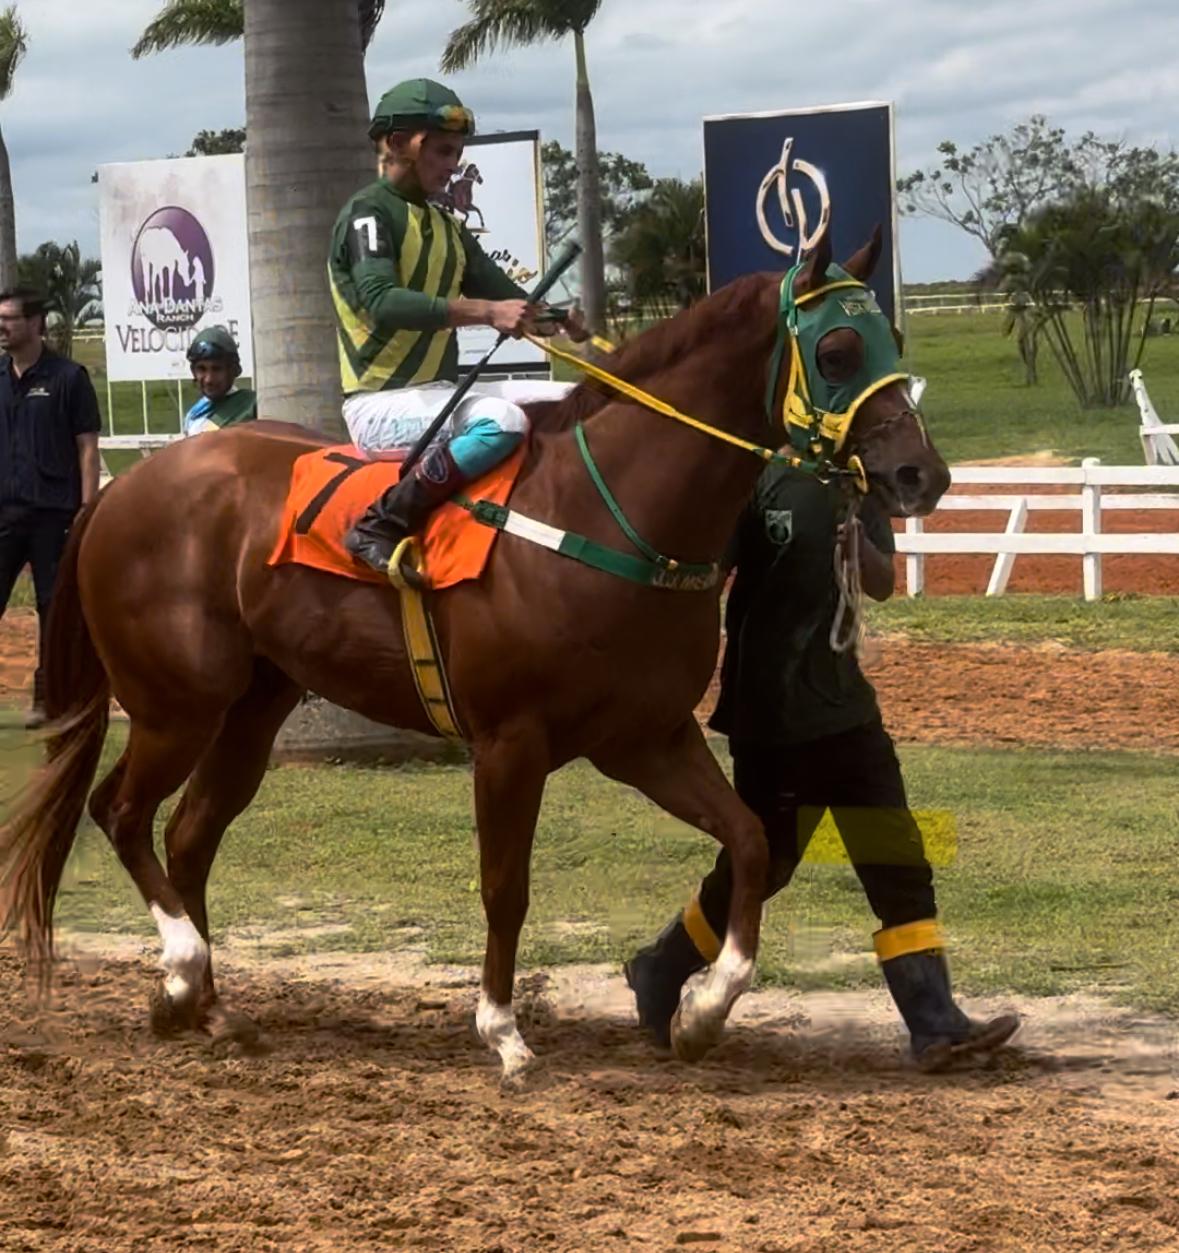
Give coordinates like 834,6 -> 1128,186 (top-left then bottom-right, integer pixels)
874,919 -> 945,963
682,895 -> 723,963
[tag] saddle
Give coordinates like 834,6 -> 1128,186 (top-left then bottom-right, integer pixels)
267,443 -> 526,590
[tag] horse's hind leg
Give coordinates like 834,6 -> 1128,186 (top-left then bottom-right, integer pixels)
592,719 -> 768,1063
88,718 -> 221,1030
471,726 -> 548,1079
163,662 -> 302,1022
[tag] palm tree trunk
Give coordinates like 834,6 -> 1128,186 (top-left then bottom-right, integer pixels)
243,0 -> 371,436
0,126 -> 18,292
573,30 -> 606,336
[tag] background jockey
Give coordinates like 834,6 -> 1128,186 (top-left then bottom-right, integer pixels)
625,464 -> 1021,1072
182,325 -> 257,436
329,77 -> 588,574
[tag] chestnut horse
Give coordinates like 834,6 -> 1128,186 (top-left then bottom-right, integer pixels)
1,229 -> 948,1077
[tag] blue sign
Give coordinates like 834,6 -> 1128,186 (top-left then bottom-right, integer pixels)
703,102 -> 899,325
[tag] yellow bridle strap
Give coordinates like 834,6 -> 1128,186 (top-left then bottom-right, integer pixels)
523,333 -> 782,463
793,278 -> 866,308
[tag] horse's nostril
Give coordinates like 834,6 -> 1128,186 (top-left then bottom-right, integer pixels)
896,464 -> 923,491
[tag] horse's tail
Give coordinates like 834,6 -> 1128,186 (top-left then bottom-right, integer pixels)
0,498 -> 110,980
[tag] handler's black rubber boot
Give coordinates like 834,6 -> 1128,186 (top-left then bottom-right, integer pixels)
345,446 -> 467,576
880,948 -> 1020,1073
624,916 -> 708,1048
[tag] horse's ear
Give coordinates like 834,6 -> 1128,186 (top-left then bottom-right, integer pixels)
842,224 -> 884,282
793,223 -> 833,297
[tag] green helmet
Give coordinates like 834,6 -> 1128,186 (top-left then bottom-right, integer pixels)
187,325 -> 240,368
368,78 -> 476,141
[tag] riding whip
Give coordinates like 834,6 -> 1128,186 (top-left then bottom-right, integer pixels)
400,239 -> 584,476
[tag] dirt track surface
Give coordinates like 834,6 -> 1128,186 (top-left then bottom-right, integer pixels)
695,639 -> 1179,756
2,944 -> 1177,1252
864,640 -> 1179,754
6,608 -> 1179,755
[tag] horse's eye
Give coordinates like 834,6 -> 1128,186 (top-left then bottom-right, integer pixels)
817,335 -> 863,383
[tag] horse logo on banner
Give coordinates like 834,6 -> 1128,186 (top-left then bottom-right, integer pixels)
437,163 -> 487,234
756,137 -> 831,259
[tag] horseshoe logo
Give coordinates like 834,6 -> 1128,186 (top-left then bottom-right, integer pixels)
756,138 -> 831,259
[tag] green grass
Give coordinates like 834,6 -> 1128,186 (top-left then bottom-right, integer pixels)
867,593 -> 1179,652
8,725 -> 1170,1014
903,312 -> 1179,465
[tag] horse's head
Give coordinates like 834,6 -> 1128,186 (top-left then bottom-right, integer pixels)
773,226 -> 949,517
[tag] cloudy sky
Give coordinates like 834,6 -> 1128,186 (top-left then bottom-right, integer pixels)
6,0 -> 1178,282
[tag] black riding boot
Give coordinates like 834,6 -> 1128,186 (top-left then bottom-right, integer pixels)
878,931 -> 1020,1072
345,446 -> 468,575
624,915 -> 710,1048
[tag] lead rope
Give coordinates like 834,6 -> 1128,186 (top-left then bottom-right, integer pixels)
829,497 -> 865,655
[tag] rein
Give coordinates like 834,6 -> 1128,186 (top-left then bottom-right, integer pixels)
830,497 -> 865,655
451,285 -> 888,593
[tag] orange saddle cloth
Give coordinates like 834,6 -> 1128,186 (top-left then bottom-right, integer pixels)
267,444 -> 526,589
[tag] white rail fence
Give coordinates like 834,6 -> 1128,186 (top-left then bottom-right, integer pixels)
898,459 -> 1179,600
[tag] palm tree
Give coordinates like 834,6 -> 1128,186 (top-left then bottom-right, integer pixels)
132,0 -> 386,58
0,5 -> 28,292
243,0 -> 371,434
441,0 -> 607,335
612,178 -> 705,314
18,240 -> 102,358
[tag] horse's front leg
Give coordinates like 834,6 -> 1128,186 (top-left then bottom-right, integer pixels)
471,726 -> 549,1079
593,719 -> 768,1062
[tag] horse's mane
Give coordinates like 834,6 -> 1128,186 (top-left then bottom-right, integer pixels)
527,274 -> 771,434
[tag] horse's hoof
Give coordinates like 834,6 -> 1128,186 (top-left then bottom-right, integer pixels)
147,983 -> 200,1037
670,1000 -> 726,1063
498,1042 -> 536,1087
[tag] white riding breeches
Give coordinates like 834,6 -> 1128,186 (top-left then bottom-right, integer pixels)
342,379 -> 575,460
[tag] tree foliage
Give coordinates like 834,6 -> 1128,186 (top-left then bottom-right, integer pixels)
440,0 -> 602,68
541,140 -> 651,248
18,240 -> 102,358
131,0 -> 384,58
991,184 -> 1179,407
897,115 -> 1081,259
908,117 -> 1179,405
187,127 -> 246,156
0,2 -> 26,99
609,177 -> 706,327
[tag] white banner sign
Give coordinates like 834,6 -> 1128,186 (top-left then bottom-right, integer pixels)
97,154 -> 253,382
451,131 -> 548,370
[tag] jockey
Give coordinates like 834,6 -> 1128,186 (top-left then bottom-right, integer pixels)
329,78 -> 586,574
182,325 -> 257,436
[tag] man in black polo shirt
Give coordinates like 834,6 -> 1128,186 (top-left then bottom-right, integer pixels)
625,464 -> 1020,1071
0,288 -> 101,727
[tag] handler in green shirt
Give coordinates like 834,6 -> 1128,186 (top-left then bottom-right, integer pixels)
626,466 -> 1021,1072
329,78 -> 586,574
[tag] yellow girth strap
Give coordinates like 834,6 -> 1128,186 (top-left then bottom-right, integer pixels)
873,918 -> 946,963
681,894 -> 723,963
388,538 -> 463,741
